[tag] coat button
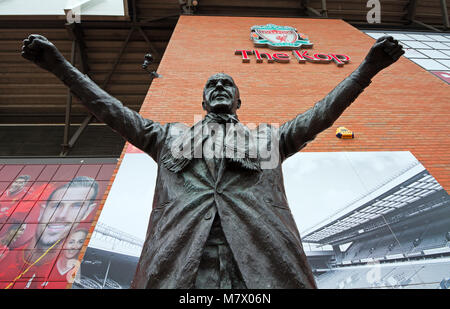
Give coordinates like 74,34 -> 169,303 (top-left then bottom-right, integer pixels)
216,188 -> 223,194
204,211 -> 212,220
264,197 -> 273,203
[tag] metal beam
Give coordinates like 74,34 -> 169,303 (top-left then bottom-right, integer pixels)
132,0 -> 138,23
61,39 -> 77,156
61,23 -> 92,156
441,0 -> 450,29
306,6 -> 322,17
352,21 -> 445,32
321,0 -> 328,17
74,25 -> 89,73
140,15 -> 179,23
67,114 -> 94,149
61,27 -> 134,156
65,23 -> 89,74
59,0 -> 169,156
406,0 -> 418,22
300,0 -> 322,17
300,0 -> 308,15
136,26 -> 161,60
412,19 -> 443,32
179,0 -> 195,15
102,27 -> 134,89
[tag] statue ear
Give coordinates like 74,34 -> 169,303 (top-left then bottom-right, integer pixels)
202,101 -> 207,111
237,99 -> 241,110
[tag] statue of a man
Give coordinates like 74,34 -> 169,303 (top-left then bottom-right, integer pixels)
21,34 -> 403,289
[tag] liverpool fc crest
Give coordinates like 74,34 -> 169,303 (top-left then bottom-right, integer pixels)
251,24 -> 313,50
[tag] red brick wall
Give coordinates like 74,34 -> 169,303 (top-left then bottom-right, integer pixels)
141,16 -> 450,191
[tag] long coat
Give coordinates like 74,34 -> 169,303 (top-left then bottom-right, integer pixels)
79,74 -> 368,288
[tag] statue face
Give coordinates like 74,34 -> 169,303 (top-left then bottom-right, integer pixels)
202,73 -> 241,114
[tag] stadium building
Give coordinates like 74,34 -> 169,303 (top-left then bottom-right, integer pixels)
0,0 -> 448,289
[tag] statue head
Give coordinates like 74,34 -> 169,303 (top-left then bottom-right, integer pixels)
202,73 -> 241,115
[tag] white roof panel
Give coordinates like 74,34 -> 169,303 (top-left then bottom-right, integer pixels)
0,0 -> 126,16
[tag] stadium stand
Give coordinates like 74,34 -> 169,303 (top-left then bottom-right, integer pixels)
304,169 -> 450,288
316,260 -> 450,289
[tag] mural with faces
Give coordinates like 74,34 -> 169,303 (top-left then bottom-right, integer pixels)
0,162 -> 115,289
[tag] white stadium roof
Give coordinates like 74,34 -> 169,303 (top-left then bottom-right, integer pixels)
0,0 -> 128,17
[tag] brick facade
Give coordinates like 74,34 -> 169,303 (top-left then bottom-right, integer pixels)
127,16 -> 450,192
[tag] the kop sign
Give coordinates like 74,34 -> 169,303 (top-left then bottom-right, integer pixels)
235,24 -> 350,67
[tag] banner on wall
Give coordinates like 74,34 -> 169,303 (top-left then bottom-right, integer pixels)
73,146 -> 155,289
0,158 -> 116,289
75,148 -> 449,289
283,151 -> 450,289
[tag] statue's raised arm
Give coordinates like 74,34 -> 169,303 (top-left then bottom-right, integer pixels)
21,34 -> 166,160
279,35 -> 404,161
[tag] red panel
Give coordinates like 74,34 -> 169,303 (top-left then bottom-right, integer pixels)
62,180 -> 97,201
7,223 -> 46,249
47,250 -> 78,282
36,165 -> 59,181
0,182 -> 32,201
0,160 -> 117,289
0,165 -> 24,181
49,201 -> 84,224
22,182 -> 50,201
0,182 -> 9,196
38,181 -> 69,201
0,249 -> 28,281
51,165 -> 81,181
75,164 -> 102,179
25,203 -> 87,226
18,249 -> 60,281
75,200 -> 101,223
28,192 -> 100,225
0,186 -> 22,223
61,222 -> 91,247
96,164 -> 117,180
0,223 -> 23,247
34,223 -> 74,249
89,180 -> 110,200
23,201 -> 47,224
17,165 -> 46,182
7,201 -> 36,223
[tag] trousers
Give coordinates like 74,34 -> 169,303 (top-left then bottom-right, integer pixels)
194,215 -> 247,289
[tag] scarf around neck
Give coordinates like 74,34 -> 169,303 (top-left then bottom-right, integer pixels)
161,113 -> 261,173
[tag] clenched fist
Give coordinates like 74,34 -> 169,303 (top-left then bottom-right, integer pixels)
364,35 -> 404,73
21,34 -> 66,73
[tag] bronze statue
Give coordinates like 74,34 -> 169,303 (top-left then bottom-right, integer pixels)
21,33 -> 403,289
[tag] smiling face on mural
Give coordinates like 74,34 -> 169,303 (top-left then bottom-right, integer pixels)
63,229 -> 88,260
202,73 -> 241,115
36,178 -> 98,250
8,176 -> 29,195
